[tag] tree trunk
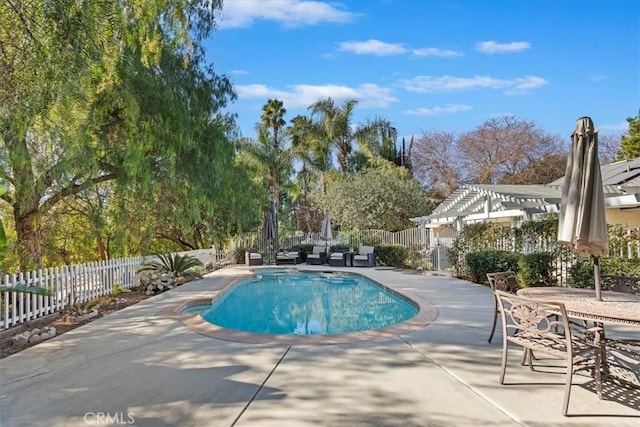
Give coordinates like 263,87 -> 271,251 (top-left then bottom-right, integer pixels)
8,131 -> 44,270
14,208 -> 43,270
96,234 -> 108,260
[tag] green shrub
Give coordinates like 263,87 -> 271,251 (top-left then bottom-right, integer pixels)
601,257 -> 640,276
518,252 -> 554,287
374,245 -> 408,268
568,258 -> 595,288
233,247 -> 247,264
465,250 -> 520,283
137,253 -> 203,281
569,257 -> 640,290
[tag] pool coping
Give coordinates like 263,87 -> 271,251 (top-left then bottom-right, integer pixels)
157,267 -> 439,345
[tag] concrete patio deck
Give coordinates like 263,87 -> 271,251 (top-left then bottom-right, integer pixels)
0,265 -> 638,426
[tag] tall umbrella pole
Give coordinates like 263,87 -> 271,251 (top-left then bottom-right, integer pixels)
594,256 -> 602,301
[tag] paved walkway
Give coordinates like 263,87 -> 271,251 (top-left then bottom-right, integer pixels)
0,266 -> 638,427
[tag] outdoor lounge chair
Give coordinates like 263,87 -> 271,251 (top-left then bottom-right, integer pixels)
495,290 -> 603,416
328,248 -> 348,267
245,249 -> 263,266
306,246 -> 328,265
352,246 -> 375,267
276,249 -> 300,265
486,271 -> 520,343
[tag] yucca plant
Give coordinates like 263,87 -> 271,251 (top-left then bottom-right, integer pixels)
137,253 -> 203,281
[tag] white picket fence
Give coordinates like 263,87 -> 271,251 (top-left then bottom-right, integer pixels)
0,249 -> 229,330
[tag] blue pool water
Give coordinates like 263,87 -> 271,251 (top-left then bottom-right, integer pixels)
198,270 -> 418,335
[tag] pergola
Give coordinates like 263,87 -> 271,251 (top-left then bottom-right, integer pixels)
411,158 -> 640,231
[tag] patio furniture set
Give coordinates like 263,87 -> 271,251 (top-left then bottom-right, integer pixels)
487,271 -> 640,416
245,246 -> 376,267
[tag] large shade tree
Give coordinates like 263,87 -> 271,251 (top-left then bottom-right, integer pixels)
0,0 -> 238,269
457,116 -> 564,184
412,116 -> 565,201
324,166 -> 433,231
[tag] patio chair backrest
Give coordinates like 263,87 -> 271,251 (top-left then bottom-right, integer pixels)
358,246 -> 374,255
312,246 -> 326,254
495,290 -> 569,340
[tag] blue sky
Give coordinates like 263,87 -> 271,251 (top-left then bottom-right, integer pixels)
207,0 -> 639,143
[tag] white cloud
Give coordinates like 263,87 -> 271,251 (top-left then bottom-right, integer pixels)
406,104 -> 473,117
598,121 -> 629,133
504,76 -> 549,95
588,74 -> 608,82
230,69 -> 250,75
412,47 -> 462,58
235,83 -> 397,108
338,39 -> 407,56
219,0 -> 356,29
476,41 -> 531,54
397,74 -> 548,94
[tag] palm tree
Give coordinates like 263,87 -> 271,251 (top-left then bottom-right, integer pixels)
238,124 -> 293,248
261,99 -> 287,150
309,98 -> 397,173
288,115 -> 327,231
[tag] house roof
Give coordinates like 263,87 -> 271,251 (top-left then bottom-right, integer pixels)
412,157 -> 640,225
548,157 -> 640,186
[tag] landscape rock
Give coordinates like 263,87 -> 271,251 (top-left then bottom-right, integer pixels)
12,334 -> 28,345
29,334 -> 42,343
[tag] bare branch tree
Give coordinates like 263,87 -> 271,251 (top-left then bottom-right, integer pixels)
598,134 -> 622,164
457,115 -> 564,184
411,131 -> 461,200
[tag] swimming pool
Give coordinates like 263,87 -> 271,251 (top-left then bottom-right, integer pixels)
197,270 -> 419,336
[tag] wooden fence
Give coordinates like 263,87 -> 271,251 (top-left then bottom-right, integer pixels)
0,249 -> 229,329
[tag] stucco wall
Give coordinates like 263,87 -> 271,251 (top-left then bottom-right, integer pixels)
606,208 -> 640,227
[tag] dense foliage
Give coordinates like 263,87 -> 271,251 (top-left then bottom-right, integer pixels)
324,167 -> 432,231
618,110 -> 640,160
374,245 -> 408,268
517,252 -> 555,287
465,250 -> 521,283
0,1 -> 253,271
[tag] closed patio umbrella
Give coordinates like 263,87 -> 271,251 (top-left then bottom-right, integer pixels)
262,210 -> 276,262
320,211 -> 333,247
558,116 -> 608,300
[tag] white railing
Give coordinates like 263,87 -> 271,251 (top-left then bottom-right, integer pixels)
0,249 -> 230,330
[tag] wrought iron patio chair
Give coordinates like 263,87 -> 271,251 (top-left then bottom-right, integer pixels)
486,271 -> 520,343
495,290 -> 603,416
